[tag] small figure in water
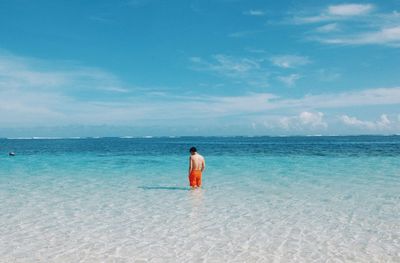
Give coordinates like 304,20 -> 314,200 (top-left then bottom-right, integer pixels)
188,147 -> 205,189
9,152 -> 15,156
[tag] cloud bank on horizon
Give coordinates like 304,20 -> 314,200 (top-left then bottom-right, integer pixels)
0,0 -> 399,136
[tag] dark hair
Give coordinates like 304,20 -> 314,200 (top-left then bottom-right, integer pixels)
189,147 -> 197,153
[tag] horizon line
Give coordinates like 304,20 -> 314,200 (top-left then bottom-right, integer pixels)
1,134 -> 400,140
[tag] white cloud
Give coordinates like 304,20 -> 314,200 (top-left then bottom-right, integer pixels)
378,114 -> 391,127
340,115 -> 376,129
270,55 -> 310,68
3,59 -> 400,127
291,4 -> 400,47
320,26 -> 400,46
378,10 -> 400,27
210,54 -> 260,73
180,87 -> 400,118
0,52 -> 130,93
315,23 -> 339,33
278,87 -> 400,109
3,53 -> 400,125
340,114 -> 392,130
191,54 -> 260,75
190,54 -> 269,87
0,55 -> 67,88
244,9 -> 265,16
292,15 -> 332,24
0,52 -> 142,126
203,93 -> 277,114
1,51 -> 400,135
277,74 -> 301,86
279,111 -> 327,130
299,111 -> 327,127
292,3 -> 374,24
327,4 -> 374,16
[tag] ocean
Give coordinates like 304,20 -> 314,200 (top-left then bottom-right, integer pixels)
0,136 -> 399,262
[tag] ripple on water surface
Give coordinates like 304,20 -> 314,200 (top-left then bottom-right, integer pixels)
0,137 -> 399,262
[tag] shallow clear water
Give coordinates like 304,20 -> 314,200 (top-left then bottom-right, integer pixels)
0,136 -> 399,262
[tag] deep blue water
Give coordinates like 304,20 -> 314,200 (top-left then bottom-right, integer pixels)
1,135 -> 399,157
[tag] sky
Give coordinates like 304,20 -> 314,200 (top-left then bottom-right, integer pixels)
0,0 -> 400,137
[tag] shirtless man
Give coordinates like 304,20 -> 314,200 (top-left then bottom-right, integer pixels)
188,147 -> 205,189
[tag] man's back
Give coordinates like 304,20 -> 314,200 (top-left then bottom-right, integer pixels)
190,153 -> 205,171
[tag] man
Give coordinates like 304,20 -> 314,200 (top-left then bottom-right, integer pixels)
188,147 -> 205,189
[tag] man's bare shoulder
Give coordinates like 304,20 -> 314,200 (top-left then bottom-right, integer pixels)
191,154 -> 204,160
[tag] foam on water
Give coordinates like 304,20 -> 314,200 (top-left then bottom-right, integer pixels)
0,137 -> 399,262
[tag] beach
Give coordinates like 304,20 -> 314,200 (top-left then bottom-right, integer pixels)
0,136 -> 399,262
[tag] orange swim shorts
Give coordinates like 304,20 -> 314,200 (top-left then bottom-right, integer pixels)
189,170 -> 202,187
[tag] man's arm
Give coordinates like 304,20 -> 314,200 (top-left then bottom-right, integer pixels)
201,158 -> 205,172
188,156 -> 192,174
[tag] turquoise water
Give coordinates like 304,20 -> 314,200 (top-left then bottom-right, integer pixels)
0,136 -> 399,262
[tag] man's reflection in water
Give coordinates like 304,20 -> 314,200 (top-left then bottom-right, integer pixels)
188,188 -> 205,225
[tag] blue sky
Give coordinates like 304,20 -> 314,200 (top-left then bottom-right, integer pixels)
0,0 -> 400,136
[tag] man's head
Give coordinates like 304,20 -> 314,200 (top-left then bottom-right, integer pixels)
189,147 -> 197,155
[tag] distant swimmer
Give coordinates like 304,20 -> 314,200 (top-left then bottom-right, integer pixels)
188,147 -> 205,189
9,152 -> 15,156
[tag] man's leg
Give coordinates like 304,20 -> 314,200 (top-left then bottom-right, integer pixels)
196,173 -> 202,188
